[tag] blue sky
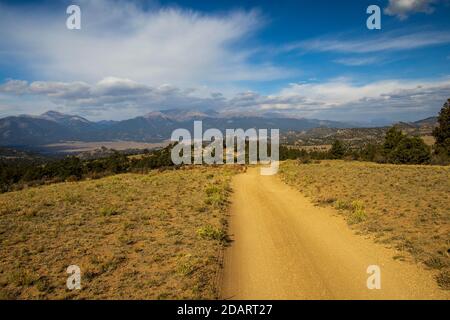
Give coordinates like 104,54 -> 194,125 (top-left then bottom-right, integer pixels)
0,0 -> 449,122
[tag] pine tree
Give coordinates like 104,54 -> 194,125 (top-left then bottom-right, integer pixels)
383,126 -> 431,164
330,140 -> 346,159
383,127 -> 404,156
432,98 -> 450,156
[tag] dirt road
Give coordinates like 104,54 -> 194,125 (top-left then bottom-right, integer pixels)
221,168 -> 448,300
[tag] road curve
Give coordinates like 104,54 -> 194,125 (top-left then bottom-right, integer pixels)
221,168 -> 448,300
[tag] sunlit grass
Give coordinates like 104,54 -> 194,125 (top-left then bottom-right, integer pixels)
280,160 -> 450,289
0,166 -> 239,299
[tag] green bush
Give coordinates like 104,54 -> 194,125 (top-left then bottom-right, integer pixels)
334,199 -> 351,210
176,254 -> 197,276
329,140 -> 346,159
349,200 -> 366,224
383,127 -> 404,155
383,127 -> 431,164
196,225 -> 226,242
359,143 -> 382,162
389,136 -> 430,164
204,184 -> 227,208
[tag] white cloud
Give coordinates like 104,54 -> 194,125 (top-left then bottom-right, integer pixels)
385,0 -> 437,20
284,30 -> 450,54
0,0 -> 291,86
1,77 -> 449,122
0,80 -> 29,94
333,56 -> 381,66
0,77 -> 228,119
260,78 -> 450,121
277,78 -> 450,107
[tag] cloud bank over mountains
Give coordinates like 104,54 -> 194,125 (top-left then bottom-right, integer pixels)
1,77 -> 449,122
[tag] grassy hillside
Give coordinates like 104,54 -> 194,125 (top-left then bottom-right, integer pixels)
280,160 -> 450,289
0,166 -> 239,299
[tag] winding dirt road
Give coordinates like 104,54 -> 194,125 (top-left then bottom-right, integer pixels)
221,168 -> 448,300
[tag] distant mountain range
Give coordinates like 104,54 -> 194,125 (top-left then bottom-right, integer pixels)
0,109 -> 356,147
0,109 -> 438,147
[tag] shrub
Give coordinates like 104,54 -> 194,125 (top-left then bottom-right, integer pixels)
430,152 -> 450,165
8,270 -> 36,287
383,127 -> 404,156
388,136 -> 431,164
424,256 -> 446,270
334,199 -> 351,210
349,200 -> 366,224
176,254 -> 196,276
329,140 -> 346,159
359,143 -> 382,162
383,127 -> 431,164
204,184 -> 227,208
197,225 -> 226,242
279,146 -> 308,160
436,270 -> 450,290
205,186 -> 221,197
99,206 -> 120,216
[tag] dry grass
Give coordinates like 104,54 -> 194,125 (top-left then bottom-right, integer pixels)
280,160 -> 450,289
0,166 -> 240,299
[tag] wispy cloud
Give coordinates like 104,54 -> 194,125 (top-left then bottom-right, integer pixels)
0,0 -> 292,86
333,56 -> 381,66
385,0 -> 437,20
284,30 -> 450,54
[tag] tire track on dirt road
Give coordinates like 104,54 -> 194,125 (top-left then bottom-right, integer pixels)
221,168 -> 448,300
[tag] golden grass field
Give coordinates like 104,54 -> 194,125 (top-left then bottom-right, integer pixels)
279,160 -> 450,289
0,166 -> 239,299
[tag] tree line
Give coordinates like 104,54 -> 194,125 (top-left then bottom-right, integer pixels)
0,146 -> 174,193
280,98 -> 450,165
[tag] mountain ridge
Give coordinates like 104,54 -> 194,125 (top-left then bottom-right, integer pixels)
0,110 -> 437,147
